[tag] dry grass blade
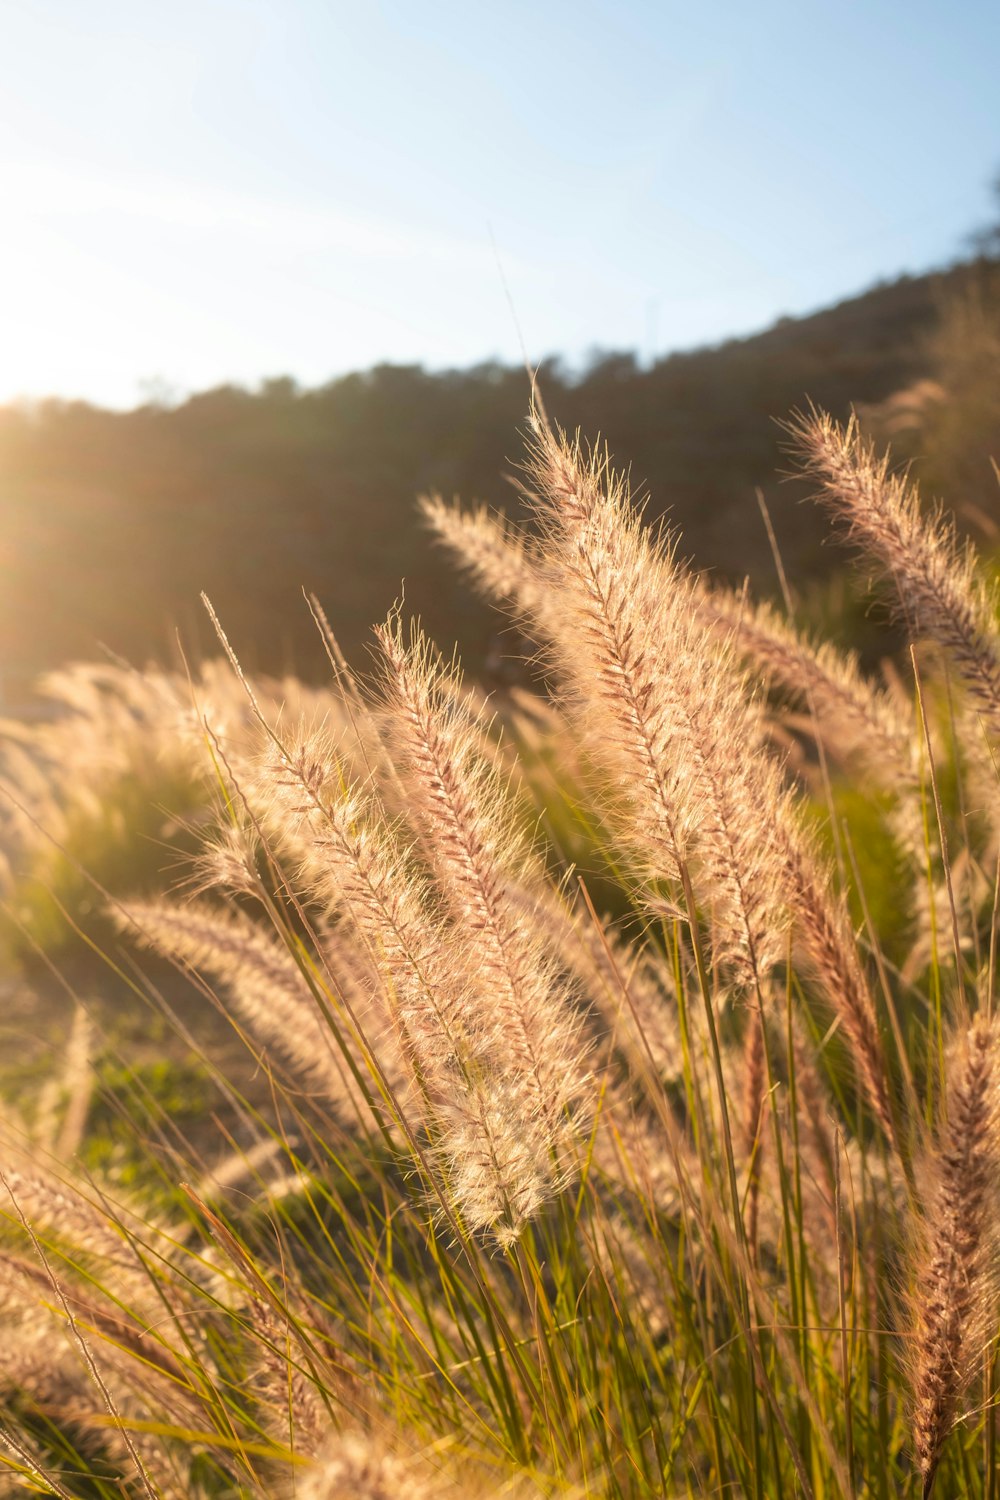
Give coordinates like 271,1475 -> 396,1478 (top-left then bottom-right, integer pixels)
908,1015 -> 1000,1496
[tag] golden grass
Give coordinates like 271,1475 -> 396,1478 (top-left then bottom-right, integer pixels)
1,407 -> 999,1496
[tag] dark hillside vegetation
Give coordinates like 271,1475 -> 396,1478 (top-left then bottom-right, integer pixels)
2,258 -> 997,698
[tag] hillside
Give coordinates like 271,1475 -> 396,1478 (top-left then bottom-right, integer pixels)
1,259 -> 995,700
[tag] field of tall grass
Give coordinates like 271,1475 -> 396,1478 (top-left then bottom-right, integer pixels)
2,403 -> 1000,1496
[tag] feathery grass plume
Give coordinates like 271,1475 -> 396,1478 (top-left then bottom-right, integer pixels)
114,897 -> 407,1123
434,459 -> 683,870
789,408 -> 1000,740
418,494 -> 558,640
244,726 -> 559,1244
189,818 -> 266,899
421,485 -> 705,887
907,1014 -> 1000,1496
789,410 -> 1000,962
522,413 -> 797,988
375,618 -> 593,1153
246,727 -> 467,1056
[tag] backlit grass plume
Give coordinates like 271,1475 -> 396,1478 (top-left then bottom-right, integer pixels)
791,407 -> 1000,740
908,1015 -> 1000,1497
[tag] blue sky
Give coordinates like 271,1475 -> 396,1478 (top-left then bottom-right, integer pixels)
0,0 -> 997,407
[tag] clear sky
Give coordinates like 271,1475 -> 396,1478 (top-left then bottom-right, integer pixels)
0,0 -> 997,408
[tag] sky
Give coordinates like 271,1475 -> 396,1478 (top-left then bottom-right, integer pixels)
0,0 -> 997,409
